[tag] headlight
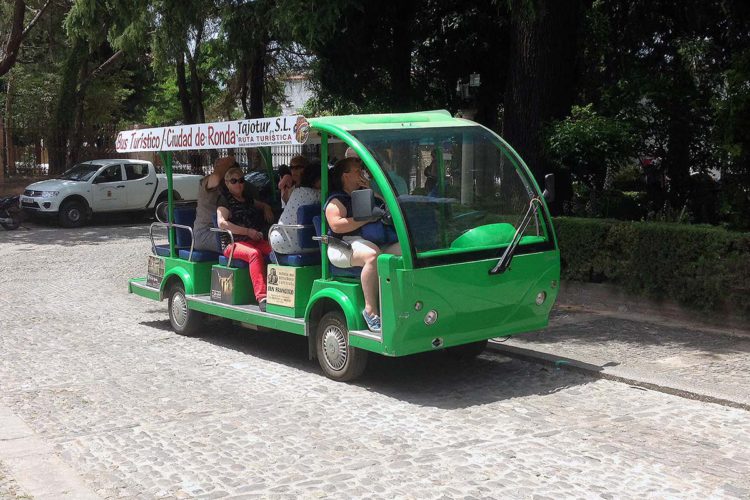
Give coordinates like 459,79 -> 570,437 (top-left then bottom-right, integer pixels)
424,310 -> 438,325
41,191 -> 59,198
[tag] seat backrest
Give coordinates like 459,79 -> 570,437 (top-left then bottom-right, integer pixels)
174,206 -> 196,247
296,204 -> 321,250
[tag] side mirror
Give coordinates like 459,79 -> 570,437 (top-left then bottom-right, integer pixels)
543,173 -> 555,203
351,189 -> 385,221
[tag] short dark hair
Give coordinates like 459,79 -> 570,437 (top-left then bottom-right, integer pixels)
329,157 -> 359,192
300,163 -> 321,188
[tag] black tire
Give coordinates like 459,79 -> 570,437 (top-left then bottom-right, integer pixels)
1,212 -> 20,230
316,311 -> 368,382
446,340 -> 488,361
58,199 -> 87,228
168,282 -> 204,336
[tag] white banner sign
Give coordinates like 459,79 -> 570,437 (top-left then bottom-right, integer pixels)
116,115 -> 310,152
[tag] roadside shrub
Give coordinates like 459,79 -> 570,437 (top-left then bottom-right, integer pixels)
554,217 -> 750,317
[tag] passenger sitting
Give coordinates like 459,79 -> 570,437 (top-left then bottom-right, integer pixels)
216,167 -> 275,311
279,155 -> 308,207
325,157 -> 401,333
193,155 -> 235,252
269,163 -> 321,254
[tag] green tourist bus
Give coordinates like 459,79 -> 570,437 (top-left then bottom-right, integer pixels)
123,110 -> 560,381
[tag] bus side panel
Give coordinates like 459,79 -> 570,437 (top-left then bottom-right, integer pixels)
159,258 -> 214,296
306,280 -> 369,335
380,250 -> 560,356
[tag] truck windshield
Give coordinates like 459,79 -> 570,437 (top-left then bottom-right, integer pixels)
59,163 -> 102,181
351,126 -> 550,263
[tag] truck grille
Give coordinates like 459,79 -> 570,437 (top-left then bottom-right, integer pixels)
24,189 -> 43,197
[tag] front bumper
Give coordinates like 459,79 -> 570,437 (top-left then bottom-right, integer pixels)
20,195 -> 60,214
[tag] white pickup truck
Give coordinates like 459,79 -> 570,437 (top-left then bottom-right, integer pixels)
21,159 -> 202,227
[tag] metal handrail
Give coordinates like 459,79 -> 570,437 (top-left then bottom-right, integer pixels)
149,222 -> 195,260
210,227 -> 236,266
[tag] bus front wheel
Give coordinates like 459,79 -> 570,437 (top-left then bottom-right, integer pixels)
168,282 -> 203,336
316,311 -> 368,382
446,339 -> 488,360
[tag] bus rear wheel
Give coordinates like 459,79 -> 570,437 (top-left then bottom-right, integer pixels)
316,311 -> 368,382
168,282 -> 203,336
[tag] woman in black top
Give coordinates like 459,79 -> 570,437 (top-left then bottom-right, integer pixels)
216,167 -> 275,311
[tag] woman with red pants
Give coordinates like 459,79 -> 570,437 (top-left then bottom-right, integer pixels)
216,167 -> 275,311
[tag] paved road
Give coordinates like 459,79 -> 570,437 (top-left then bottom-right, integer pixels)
1,222 -> 749,499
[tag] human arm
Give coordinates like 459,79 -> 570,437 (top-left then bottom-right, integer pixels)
279,174 -> 295,203
254,199 -> 275,223
205,155 -> 236,190
325,198 -> 371,235
216,206 -> 263,241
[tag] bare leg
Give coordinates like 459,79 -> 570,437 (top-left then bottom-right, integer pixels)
350,240 -> 382,316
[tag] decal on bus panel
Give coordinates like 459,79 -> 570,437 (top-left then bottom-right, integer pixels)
266,265 -> 297,308
146,256 -> 164,288
115,116 -> 309,152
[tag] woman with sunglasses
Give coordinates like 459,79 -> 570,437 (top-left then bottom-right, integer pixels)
216,166 -> 275,311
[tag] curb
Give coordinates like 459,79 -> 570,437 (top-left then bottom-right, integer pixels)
487,341 -> 750,412
0,403 -> 101,500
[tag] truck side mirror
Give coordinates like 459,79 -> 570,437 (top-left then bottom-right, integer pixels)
543,173 -> 555,203
351,189 -> 384,221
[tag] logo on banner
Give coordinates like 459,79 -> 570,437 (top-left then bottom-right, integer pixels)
294,116 -> 310,144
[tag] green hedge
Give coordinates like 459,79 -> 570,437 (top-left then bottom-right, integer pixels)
553,217 -> 750,317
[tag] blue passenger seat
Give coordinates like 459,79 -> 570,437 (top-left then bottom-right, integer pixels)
270,203 -> 322,267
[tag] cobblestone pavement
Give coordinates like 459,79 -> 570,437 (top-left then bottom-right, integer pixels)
0,460 -> 30,499
1,223 -> 749,499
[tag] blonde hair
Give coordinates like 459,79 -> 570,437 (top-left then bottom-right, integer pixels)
224,166 -> 243,180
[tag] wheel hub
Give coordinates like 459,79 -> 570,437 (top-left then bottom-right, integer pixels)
68,208 -> 81,222
322,326 -> 347,371
171,292 -> 188,327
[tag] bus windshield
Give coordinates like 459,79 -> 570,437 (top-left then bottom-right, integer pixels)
351,126 -> 549,262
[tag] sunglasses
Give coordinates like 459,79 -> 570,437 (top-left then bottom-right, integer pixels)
226,177 -> 245,185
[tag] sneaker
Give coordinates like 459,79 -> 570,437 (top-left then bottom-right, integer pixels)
258,298 -> 267,312
362,309 -> 381,333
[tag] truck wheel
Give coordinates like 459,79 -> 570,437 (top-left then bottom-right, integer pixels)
154,192 -> 181,222
316,311 -> 368,382
446,340 -> 488,360
168,282 -> 203,336
58,200 -> 87,228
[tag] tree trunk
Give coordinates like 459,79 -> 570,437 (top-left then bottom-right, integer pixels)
389,0 -> 414,112
502,0 -> 582,213
49,40 -> 86,176
239,59 -> 251,118
68,59 -> 89,166
175,54 -> 194,124
0,111 -> 5,183
5,74 -> 16,176
187,54 -> 205,124
249,41 -> 266,119
0,0 -> 26,78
